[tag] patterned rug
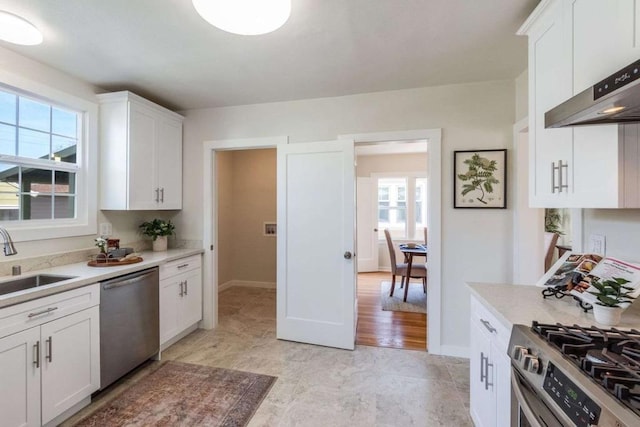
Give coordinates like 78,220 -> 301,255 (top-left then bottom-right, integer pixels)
380,281 -> 427,314
73,361 -> 276,427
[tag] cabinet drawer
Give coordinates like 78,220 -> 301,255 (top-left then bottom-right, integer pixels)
470,296 -> 511,352
0,284 -> 99,339
160,255 -> 201,279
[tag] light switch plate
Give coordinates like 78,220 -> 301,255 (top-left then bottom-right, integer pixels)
99,222 -> 112,237
588,234 -> 606,255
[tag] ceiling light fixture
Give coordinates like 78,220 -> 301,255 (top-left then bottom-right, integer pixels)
192,0 -> 291,36
0,11 -> 43,45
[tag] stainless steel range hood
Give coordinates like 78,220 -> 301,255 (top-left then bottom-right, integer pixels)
545,58 -> 640,128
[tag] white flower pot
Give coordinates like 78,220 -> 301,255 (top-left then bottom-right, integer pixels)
152,235 -> 168,252
592,304 -> 623,326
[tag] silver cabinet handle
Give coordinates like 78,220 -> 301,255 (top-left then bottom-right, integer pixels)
184,280 -> 188,296
160,188 -> 164,203
480,319 -> 497,334
179,281 -> 184,297
558,160 -> 568,192
551,161 -> 559,193
177,263 -> 189,269
46,336 -> 52,363
155,188 -> 160,203
480,351 -> 486,384
485,357 -> 494,390
33,341 -> 40,368
28,307 -> 58,318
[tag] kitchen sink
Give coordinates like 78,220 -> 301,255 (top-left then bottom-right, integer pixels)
0,274 -> 76,296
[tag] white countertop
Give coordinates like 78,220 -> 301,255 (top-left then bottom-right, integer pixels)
468,282 -> 640,330
0,248 -> 204,309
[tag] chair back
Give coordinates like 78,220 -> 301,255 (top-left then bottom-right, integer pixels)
384,229 -> 397,274
544,232 -> 559,272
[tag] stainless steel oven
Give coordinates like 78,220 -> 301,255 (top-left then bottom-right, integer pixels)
509,323 -> 640,427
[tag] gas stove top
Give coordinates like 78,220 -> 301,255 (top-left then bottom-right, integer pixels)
531,322 -> 640,418
509,322 -> 640,427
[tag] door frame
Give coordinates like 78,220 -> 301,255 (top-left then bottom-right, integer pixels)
201,136 -> 288,329
339,129 -> 442,354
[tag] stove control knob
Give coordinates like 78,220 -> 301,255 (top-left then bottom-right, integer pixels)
512,345 -> 529,361
523,355 -> 541,374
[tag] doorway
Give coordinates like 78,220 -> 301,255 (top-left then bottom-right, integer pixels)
354,141 -> 428,350
215,148 -> 277,327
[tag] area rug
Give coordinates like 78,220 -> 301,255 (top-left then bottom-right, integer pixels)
380,281 -> 427,314
73,361 -> 277,427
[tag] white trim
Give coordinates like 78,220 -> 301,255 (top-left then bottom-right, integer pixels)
218,280 -> 277,291
340,128 -> 443,355
201,135 -> 287,329
0,74 -> 98,242
516,0 -> 553,35
571,208 -> 584,252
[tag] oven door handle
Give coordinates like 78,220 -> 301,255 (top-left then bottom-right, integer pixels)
511,371 -> 544,427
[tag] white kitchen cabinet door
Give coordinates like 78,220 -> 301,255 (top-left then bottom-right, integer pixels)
494,345 -> 512,427
128,101 -> 159,210
40,306 -> 100,425
159,277 -> 181,344
180,268 -> 202,330
469,319 -> 495,427
156,118 -> 183,210
0,327 -> 41,427
527,1 -> 573,207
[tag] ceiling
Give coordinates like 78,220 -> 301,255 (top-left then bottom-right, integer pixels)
0,0 -> 539,111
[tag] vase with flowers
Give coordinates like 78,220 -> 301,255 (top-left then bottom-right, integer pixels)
139,219 -> 175,252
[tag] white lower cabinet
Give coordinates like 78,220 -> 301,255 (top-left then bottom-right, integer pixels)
0,285 -> 100,427
160,255 -> 202,346
469,295 -> 511,427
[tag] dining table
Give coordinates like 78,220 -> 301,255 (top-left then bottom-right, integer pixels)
398,243 -> 428,302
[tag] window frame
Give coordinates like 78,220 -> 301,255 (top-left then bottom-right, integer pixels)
373,172 -> 427,241
0,75 -> 97,242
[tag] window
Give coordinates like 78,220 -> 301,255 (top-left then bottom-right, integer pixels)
0,81 -> 97,241
377,176 -> 427,240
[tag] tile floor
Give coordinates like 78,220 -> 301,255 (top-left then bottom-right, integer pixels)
68,286 -> 472,427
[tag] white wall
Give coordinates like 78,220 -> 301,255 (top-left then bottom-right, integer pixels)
179,80 -> 515,353
582,209 -> 640,262
515,69 -> 528,122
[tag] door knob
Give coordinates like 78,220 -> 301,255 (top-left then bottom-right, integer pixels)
344,251 -> 353,259
373,228 -> 378,232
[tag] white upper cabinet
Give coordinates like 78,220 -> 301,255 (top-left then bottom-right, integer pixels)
98,91 -> 183,210
520,0 -> 640,208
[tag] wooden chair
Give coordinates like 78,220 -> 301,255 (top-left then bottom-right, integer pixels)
384,229 -> 427,301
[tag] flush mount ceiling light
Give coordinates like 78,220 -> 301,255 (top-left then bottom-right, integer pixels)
192,0 -> 291,35
0,11 -> 43,45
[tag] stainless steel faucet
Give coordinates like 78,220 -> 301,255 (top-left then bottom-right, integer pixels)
0,227 -> 17,256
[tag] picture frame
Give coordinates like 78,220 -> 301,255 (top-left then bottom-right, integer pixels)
453,149 -> 507,209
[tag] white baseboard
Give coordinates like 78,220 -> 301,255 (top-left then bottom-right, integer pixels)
438,344 -> 470,359
218,280 -> 276,292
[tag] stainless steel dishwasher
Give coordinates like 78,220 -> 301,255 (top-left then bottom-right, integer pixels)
100,267 -> 159,389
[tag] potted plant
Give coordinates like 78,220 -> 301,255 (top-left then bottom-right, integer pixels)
588,277 -> 636,326
139,219 -> 175,252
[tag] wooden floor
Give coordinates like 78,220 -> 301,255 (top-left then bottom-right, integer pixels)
356,272 -> 427,351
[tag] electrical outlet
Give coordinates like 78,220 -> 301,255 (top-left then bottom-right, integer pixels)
588,234 -> 606,255
99,222 -> 112,237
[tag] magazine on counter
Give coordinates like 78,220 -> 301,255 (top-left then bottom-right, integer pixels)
536,252 -> 640,306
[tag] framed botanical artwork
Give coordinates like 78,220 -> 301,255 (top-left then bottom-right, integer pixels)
453,149 -> 507,209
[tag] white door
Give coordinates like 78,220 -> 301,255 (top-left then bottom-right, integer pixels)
277,139 -> 356,350
356,177 -> 378,272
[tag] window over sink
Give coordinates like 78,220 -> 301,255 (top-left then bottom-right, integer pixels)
0,80 -> 97,241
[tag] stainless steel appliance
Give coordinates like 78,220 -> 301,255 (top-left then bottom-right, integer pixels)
546,58 -> 640,128
99,267 -> 159,389
509,322 -> 640,427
